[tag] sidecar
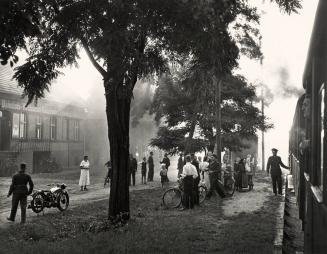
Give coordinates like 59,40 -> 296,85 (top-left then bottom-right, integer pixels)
29,183 -> 69,213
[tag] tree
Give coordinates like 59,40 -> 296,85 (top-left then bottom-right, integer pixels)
150,67 -> 273,154
0,0 -> 301,222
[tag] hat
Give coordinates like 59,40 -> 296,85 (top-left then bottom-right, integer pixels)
271,148 -> 278,152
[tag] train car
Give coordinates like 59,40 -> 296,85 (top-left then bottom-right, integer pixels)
289,1 -> 327,253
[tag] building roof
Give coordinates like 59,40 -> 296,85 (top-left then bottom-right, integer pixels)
0,64 -> 23,95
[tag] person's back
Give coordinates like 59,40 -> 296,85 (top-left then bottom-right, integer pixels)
7,163 -> 34,224
10,172 -> 33,194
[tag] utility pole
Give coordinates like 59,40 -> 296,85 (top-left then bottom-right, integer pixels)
261,86 -> 265,172
214,75 -> 222,168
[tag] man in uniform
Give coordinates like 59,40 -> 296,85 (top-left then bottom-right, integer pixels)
7,163 -> 34,224
147,151 -> 154,182
266,148 -> 290,195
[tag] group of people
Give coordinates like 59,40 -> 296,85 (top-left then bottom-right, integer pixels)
233,154 -> 256,192
177,152 -> 226,210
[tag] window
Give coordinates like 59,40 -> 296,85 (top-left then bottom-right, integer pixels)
19,113 -> 27,138
319,84 -> 325,190
35,116 -> 43,139
12,112 -> 26,139
74,120 -> 80,141
12,113 -> 19,138
62,118 -> 68,140
50,117 -> 57,140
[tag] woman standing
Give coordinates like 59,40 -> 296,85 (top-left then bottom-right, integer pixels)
238,158 -> 248,191
245,154 -> 254,190
199,156 -> 210,189
79,155 -> 90,191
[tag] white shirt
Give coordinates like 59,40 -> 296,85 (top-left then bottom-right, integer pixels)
199,161 -> 209,172
80,160 -> 90,169
182,162 -> 198,179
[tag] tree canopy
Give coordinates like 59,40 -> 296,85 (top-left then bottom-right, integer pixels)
0,0 -> 301,221
150,66 -> 273,154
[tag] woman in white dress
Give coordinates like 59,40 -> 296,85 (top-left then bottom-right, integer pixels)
79,155 -> 90,191
199,156 -> 210,189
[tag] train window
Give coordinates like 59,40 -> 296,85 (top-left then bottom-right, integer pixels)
318,84 -> 325,191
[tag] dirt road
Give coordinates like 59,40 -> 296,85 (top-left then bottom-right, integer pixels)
0,166 -> 179,227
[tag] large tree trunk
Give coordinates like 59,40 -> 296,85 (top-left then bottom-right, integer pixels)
106,81 -> 131,222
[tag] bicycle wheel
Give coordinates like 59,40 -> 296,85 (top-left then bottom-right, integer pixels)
198,185 -> 207,204
162,188 -> 182,208
224,178 -> 236,196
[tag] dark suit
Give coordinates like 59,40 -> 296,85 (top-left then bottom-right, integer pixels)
147,156 -> 154,181
8,171 -> 34,223
266,155 -> 289,195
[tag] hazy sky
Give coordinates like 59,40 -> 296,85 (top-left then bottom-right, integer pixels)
50,0 -> 319,164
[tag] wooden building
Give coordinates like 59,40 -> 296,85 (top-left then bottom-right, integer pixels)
0,65 -> 85,175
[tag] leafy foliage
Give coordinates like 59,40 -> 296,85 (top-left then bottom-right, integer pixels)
150,68 -> 273,154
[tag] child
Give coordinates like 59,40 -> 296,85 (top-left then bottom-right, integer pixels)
160,164 -> 168,188
141,157 -> 147,184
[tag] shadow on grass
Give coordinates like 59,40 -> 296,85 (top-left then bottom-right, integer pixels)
1,185 -> 280,254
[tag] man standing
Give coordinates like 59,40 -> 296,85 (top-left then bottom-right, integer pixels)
177,153 -> 184,178
206,153 -> 225,198
266,148 -> 290,195
161,153 -> 170,181
129,154 -> 138,186
147,151 -> 154,182
190,154 -> 200,205
7,163 -> 34,224
79,155 -> 90,191
180,155 -> 198,210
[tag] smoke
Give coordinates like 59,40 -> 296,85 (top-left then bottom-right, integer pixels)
130,80 -> 156,127
276,66 -> 304,98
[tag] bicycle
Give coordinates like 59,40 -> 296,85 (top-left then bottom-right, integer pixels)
162,178 -> 207,209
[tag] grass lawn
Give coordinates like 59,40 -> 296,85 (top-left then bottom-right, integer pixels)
0,173 -> 280,254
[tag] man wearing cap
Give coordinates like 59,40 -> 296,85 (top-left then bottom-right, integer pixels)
266,148 -> 290,195
7,163 -> 34,224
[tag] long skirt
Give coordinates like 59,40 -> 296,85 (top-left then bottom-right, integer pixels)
79,169 -> 90,186
241,172 -> 248,188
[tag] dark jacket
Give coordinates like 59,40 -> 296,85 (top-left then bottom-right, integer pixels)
266,156 -> 289,176
177,157 -> 184,170
161,157 -> 170,169
148,156 -> 154,169
8,172 -> 34,196
130,158 -> 138,172
141,161 -> 147,174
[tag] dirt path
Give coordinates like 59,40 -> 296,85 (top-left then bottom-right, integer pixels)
0,167 -> 178,228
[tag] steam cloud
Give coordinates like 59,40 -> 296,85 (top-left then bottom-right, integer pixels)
276,66 -> 304,98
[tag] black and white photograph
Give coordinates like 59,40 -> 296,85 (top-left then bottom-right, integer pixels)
0,0 -> 324,253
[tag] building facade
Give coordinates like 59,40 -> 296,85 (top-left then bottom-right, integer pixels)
0,65 -> 85,175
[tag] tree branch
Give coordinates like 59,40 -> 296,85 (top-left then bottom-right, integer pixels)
80,38 -> 107,77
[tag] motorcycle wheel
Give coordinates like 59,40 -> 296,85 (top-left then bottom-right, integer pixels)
31,193 -> 44,213
57,192 -> 69,211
